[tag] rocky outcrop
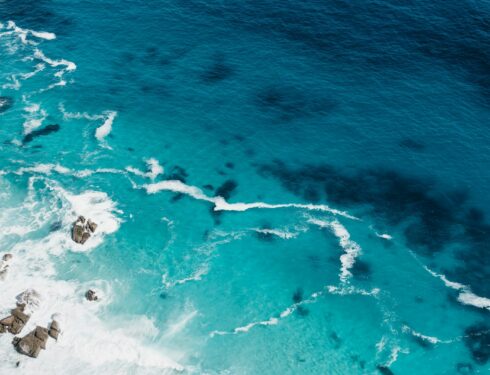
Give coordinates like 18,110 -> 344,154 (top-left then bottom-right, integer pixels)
72,216 -> 97,244
48,319 -> 61,340
85,289 -> 98,301
0,305 -> 30,335
0,253 -> 12,281
12,326 -> 49,358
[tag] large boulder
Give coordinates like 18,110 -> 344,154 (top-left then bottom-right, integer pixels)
72,216 -> 97,244
12,326 -> 49,358
0,305 -> 30,335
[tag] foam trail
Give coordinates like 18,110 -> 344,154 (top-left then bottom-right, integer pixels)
143,180 -> 357,219
307,217 -> 361,283
210,289 -> 326,337
126,158 -> 164,180
422,266 -> 490,310
5,21 -> 56,45
252,227 -> 302,240
59,103 -> 106,121
401,325 -> 451,344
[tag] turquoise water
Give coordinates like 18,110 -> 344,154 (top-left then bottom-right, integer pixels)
0,1 -> 489,374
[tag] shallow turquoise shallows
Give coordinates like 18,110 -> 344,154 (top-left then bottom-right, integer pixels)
0,1 -> 489,374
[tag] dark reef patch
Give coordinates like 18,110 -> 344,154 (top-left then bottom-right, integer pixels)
377,365 -> 394,375
225,162 -> 234,169
171,193 -> 184,203
329,332 -> 342,349
203,184 -> 214,191
22,124 -> 60,144
167,166 -> 188,182
49,221 -> 62,233
258,161 -> 490,297
351,259 -> 371,281
255,84 -> 335,122
0,96 -> 14,113
464,323 -> 490,365
292,288 -> 303,303
456,363 -> 474,374
215,179 -> 237,200
399,138 -> 426,151
200,54 -> 234,83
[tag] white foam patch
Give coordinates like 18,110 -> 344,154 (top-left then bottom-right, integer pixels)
401,325 -> 447,344
375,232 -> 393,240
143,180 -> 357,219
423,266 -> 490,311
95,111 -> 117,143
22,100 -> 47,135
0,177 -> 184,373
5,21 -> 56,45
308,217 -> 361,283
252,227 -> 304,240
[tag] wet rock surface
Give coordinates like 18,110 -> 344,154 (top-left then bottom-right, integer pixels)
85,289 -> 99,301
12,326 -> 49,358
0,305 -> 30,335
72,216 -> 98,244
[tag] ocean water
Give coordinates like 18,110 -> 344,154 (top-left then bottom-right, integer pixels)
0,0 -> 489,374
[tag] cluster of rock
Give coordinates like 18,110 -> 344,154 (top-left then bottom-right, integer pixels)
0,253 -> 13,281
72,216 -> 97,244
12,316 -> 61,358
0,304 -> 30,335
0,290 -> 62,359
85,289 -> 99,301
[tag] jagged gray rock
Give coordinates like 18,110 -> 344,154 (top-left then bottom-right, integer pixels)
85,289 -> 98,301
0,305 -> 30,335
13,326 -> 49,358
72,216 -> 97,244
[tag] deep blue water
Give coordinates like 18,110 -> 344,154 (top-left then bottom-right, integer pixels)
0,1 -> 489,374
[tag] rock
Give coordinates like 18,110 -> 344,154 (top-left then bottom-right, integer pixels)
72,216 -> 97,244
1,306 -> 30,335
48,320 -> 61,340
85,289 -> 98,301
2,253 -> 13,262
87,220 -> 97,233
13,326 -> 49,358
9,308 -> 30,334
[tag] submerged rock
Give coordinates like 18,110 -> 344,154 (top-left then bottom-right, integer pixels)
0,96 -> 13,113
13,326 -> 49,358
85,289 -> 98,301
72,216 -> 97,244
